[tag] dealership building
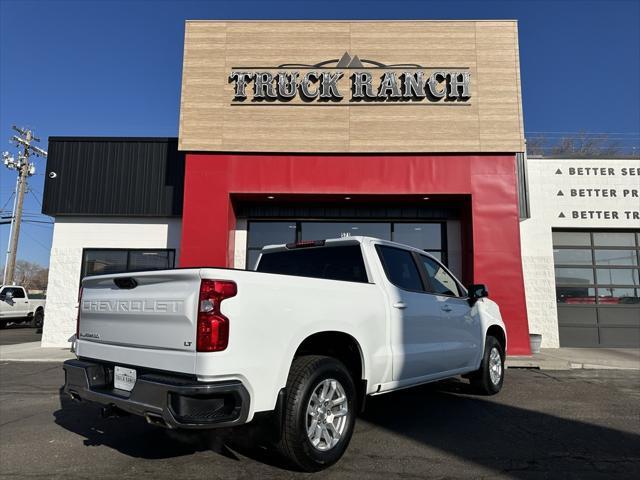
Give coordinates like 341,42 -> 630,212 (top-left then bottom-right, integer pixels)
39,20 -> 639,352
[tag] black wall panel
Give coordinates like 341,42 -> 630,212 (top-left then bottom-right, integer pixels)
42,137 -> 184,217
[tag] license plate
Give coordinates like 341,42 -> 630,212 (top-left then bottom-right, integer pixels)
114,366 -> 137,392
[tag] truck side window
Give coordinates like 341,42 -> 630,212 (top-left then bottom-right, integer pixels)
421,255 -> 461,297
1,287 -> 25,298
257,245 -> 369,283
376,245 -> 424,292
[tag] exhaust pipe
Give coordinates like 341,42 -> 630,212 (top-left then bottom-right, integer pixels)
68,390 -> 81,402
145,412 -> 170,428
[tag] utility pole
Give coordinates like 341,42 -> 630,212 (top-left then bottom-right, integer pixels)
2,126 -> 47,285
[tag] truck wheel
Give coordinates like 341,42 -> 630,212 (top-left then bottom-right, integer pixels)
469,336 -> 504,395
31,310 -> 44,329
278,355 -> 356,471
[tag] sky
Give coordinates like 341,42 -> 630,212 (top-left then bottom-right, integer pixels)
1,0 -> 639,268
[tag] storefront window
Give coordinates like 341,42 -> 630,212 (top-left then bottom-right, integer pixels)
82,250 -> 128,277
301,222 -> 390,241
556,287 -> 596,304
247,221 -> 449,270
596,268 -> 639,286
594,249 -> 638,266
81,249 -> 175,279
248,222 -> 296,248
554,267 -> 594,285
553,249 -> 592,265
393,223 -> 442,251
128,251 -> 175,271
593,232 -> 636,247
552,229 -> 640,305
597,288 -> 640,305
552,231 -> 591,246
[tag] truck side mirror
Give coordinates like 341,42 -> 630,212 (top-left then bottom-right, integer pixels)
468,284 -> 488,300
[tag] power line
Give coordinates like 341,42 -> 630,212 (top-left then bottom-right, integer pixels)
28,189 -> 42,207
0,193 -> 15,213
20,228 -> 51,252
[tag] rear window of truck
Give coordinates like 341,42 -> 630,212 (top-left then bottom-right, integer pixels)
256,245 -> 369,283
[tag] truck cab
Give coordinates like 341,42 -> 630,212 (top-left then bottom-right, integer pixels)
0,285 -> 46,328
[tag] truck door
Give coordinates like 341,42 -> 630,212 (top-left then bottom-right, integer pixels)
0,287 -> 29,318
375,245 -> 451,380
418,255 -> 481,370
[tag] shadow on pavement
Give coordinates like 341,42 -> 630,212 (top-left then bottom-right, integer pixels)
53,386 -> 282,465
53,378 -> 640,475
361,378 -> 640,477
0,323 -> 42,345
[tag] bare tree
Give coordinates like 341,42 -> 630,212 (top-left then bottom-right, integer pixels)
525,137 -> 548,156
12,260 -> 49,291
527,133 -> 637,158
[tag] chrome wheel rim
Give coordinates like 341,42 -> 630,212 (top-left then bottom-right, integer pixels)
306,378 -> 349,451
489,347 -> 503,385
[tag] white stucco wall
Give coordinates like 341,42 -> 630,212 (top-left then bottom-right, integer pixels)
41,217 -> 182,348
520,158 -> 640,347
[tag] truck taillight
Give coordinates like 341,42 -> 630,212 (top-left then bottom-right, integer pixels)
196,280 -> 237,352
75,286 -> 84,339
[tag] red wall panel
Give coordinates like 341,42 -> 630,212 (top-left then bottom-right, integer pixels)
181,153 -> 531,354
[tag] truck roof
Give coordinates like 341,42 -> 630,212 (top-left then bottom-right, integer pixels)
260,236 -> 434,258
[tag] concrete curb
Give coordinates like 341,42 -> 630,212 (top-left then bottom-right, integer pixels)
507,348 -> 640,371
506,356 -> 570,370
0,341 -> 74,363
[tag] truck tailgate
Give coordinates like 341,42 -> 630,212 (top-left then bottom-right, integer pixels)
76,269 -> 201,373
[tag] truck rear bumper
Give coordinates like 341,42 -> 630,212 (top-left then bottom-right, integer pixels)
63,359 -> 250,429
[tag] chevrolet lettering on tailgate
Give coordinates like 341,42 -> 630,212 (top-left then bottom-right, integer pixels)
82,299 -> 184,314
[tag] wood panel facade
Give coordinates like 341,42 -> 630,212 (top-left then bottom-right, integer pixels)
178,20 -> 524,153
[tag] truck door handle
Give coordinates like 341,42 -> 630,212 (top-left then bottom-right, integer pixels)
393,302 -> 407,309
441,305 -> 452,312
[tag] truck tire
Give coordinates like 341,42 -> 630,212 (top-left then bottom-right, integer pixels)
30,309 -> 44,329
278,355 -> 357,471
469,335 -> 505,395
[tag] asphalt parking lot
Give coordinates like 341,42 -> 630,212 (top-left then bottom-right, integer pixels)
1,362 -> 638,479
0,325 -> 41,346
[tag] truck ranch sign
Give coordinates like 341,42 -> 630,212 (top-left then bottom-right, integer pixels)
229,52 -> 471,104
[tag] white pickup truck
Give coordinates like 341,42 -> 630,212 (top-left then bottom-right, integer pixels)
63,237 -> 506,471
0,285 -> 46,328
